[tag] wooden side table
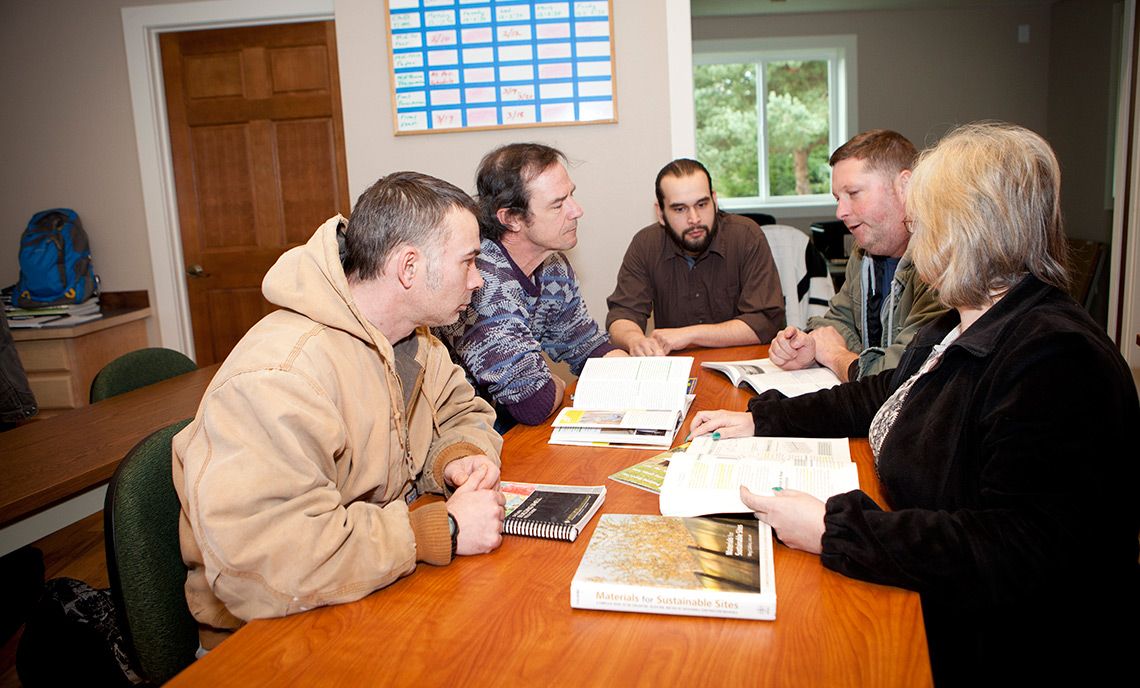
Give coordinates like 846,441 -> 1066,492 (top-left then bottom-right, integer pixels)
11,291 -> 153,417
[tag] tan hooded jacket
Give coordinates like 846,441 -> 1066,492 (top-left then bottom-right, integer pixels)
172,216 -> 500,646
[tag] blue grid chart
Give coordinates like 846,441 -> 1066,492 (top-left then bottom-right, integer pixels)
388,0 -> 615,133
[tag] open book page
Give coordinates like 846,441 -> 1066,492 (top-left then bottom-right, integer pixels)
686,436 -> 851,467
700,358 -> 839,398
571,356 -> 694,413
659,453 -> 860,517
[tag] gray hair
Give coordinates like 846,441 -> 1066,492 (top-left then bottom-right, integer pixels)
342,171 -> 477,281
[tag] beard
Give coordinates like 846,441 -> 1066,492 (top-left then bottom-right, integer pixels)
665,213 -> 719,254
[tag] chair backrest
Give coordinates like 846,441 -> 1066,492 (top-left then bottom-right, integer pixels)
90,348 -> 197,403
809,220 -> 850,260
104,418 -> 197,684
1065,238 -> 1105,311
760,225 -> 836,329
739,211 -> 777,227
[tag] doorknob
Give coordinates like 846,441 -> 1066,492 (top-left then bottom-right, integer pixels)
187,264 -> 208,277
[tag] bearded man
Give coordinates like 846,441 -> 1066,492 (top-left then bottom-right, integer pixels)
606,158 -> 785,356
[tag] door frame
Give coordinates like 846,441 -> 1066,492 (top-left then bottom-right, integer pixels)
122,0 -> 335,358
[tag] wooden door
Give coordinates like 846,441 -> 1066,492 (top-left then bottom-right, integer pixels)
161,22 -> 350,366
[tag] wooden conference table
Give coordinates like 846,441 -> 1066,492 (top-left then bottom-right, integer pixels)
170,345 -> 931,687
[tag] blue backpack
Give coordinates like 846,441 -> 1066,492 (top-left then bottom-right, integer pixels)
15,209 -> 98,308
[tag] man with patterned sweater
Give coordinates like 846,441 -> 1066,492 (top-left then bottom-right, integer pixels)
436,143 -> 627,430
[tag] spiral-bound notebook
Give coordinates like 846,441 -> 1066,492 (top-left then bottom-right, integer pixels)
502,482 -> 606,542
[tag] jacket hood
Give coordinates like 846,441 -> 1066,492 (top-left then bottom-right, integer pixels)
262,215 -> 375,344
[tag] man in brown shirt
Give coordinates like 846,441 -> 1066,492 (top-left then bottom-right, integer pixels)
606,158 -> 785,356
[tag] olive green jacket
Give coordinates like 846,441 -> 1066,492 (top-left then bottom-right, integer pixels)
806,245 -> 946,379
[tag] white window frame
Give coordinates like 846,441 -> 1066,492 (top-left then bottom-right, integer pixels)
692,35 -> 858,218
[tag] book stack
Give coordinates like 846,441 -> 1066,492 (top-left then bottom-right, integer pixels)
4,295 -> 102,329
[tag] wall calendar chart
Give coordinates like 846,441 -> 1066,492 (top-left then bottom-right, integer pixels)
385,0 -> 617,134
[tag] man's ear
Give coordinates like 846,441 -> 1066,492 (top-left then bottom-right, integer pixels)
392,246 -> 420,289
654,202 -> 665,226
895,169 -> 912,196
496,207 -> 524,235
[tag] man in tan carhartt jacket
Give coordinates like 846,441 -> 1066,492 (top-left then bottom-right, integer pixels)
173,172 -> 506,650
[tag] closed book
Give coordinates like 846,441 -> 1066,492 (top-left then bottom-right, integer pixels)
502,482 -> 606,542
571,514 -> 776,620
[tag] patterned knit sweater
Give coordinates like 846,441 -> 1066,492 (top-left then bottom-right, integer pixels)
434,239 -> 613,424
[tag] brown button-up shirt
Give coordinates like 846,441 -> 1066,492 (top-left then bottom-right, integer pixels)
605,213 -> 785,342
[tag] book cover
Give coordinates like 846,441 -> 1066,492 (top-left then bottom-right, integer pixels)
571,514 -> 776,620
607,443 -> 690,494
502,481 -> 606,542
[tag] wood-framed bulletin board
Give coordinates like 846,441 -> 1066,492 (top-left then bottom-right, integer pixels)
385,0 -> 617,134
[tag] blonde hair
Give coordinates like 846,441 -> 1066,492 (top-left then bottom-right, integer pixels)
906,122 -> 1069,309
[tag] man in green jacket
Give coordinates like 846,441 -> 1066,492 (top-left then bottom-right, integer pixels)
769,130 -> 946,381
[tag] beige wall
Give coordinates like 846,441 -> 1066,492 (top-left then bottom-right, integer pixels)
0,0 -> 669,339
0,0 -> 185,342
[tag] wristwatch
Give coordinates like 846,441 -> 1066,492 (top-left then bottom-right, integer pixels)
447,513 -> 459,561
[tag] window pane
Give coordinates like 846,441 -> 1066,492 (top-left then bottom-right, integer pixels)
693,63 -> 758,198
764,60 -> 831,197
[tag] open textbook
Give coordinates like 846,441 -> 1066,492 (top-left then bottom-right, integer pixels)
700,358 -> 839,397
549,356 -> 694,449
658,436 -> 859,517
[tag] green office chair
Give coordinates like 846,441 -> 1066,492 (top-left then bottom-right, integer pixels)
104,418 -> 198,684
90,348 -> 197,403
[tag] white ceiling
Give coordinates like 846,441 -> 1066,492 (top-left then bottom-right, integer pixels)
690,0 -> 1055,17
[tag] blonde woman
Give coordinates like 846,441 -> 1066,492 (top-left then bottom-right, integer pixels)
690,123 -> 1138,685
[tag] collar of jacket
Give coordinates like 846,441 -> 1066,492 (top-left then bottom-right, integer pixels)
264,214 -> 434,439
910,274 -> 1052,359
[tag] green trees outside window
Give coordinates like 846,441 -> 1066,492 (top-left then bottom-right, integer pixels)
695,59 -> 833,201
